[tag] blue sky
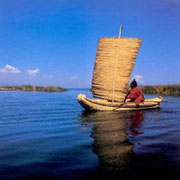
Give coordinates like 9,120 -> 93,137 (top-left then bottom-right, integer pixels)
0,0 -> 180,88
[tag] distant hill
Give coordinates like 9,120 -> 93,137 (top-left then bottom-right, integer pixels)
0,85 -> 67,92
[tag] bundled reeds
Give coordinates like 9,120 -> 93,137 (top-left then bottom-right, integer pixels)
91,37 -> 142,102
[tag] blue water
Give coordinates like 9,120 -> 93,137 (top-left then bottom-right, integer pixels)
0,89 -> 180,179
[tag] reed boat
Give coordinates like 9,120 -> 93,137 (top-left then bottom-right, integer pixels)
77,26 -> 163,111
78,94 -> 162,111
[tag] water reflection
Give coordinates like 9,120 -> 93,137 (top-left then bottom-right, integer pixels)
129,111 -> 145,136
79,110 -> 145,174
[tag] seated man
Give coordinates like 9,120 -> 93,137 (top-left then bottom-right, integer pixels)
124,79 -> 145,106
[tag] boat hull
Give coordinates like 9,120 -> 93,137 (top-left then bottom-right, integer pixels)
77,94 -> 162,111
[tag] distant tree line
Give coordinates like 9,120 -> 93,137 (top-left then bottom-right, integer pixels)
0,85 -> 67,92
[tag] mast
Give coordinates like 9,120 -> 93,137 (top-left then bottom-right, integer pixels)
112,25 -> 123,102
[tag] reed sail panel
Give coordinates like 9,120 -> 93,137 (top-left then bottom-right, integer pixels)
92,37 -> 142,102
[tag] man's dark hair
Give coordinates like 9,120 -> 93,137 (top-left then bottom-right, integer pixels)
130,79 -> 137,88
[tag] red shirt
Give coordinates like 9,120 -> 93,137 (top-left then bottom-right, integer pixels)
126,86 -> 145,105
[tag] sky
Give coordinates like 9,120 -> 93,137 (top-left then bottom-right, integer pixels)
0,0 -> 180,88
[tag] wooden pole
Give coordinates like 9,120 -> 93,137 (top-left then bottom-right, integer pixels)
112,25 -> 123,102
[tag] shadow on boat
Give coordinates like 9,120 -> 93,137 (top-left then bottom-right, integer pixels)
78,110 -> 146,175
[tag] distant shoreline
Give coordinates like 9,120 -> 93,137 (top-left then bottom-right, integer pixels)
0,85 -> 67,92
1,84 -> 180,96
141,84 -> 180,96
90,84 -> 180,97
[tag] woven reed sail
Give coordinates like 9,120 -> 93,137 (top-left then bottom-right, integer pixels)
92,37 -> 142,102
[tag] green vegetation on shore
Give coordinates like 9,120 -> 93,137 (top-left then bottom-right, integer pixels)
141,84 -> 180,96
90,84 -> 180,97
0,85 -> 67,92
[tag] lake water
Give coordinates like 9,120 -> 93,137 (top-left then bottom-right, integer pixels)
0,89 -> 180,179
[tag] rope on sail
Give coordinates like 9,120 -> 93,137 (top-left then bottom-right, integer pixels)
112,25 -> 123,102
